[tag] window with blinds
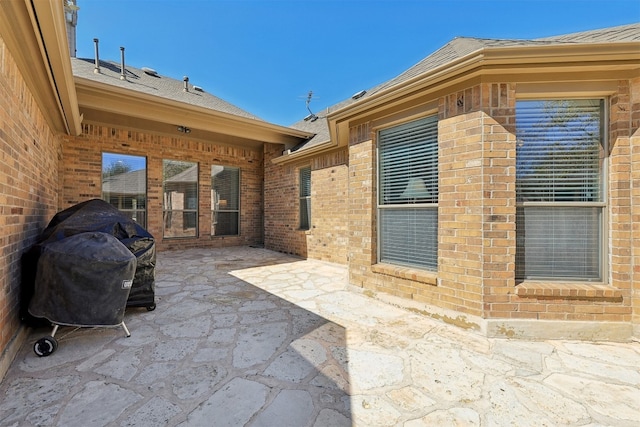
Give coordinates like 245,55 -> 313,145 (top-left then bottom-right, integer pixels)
211,165 -> 240,236
378,115 -> 438,270
162,159 -> 198,238
515,99 -> 605,281
299,167 -> 311,230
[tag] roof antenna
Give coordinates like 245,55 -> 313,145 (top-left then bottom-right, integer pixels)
304,90 -> 318,122
119,46 -> 126,80
93,38 -> 100,73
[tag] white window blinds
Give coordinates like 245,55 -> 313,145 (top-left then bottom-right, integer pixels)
379,116 -> 438,205
516,100 -> 603,203
378,116 -> 438,270
515,99 -> 604,281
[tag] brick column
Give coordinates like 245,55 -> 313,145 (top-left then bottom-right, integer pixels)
629,77 -> 640,333
607,81 -> 634,328
348,124 -> 375,287
481,84 -> 517,319
438,83 -> 517,319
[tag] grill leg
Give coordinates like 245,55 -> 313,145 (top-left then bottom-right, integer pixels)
121,321 -> 131,337
50,324 -> 59,338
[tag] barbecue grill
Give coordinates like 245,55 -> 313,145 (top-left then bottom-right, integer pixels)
28,231 -> 136,356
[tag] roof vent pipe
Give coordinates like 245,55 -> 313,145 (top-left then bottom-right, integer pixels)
183,76 -> 189,92
120,46 -> 126,80
93,38 -> 100,73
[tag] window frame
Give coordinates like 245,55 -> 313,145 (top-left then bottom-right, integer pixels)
299,166 -> 311,230
162,159 -> 199,239
101,152 -> 147,228
514,98 -> 608,282
376,114 -> 439,271
211,164 -> 241,236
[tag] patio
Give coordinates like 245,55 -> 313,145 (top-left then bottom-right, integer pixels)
1,246 -> 639,426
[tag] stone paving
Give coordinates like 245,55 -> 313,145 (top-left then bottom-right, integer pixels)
1,246 -> 640,426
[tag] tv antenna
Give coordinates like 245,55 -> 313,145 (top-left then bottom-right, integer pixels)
303,90 -> 318,122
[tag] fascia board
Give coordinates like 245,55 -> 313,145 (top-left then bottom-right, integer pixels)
480,42 -> 640,65
0,0 -> 74,134
74,77 -> 313,145
30,0 -> 83,135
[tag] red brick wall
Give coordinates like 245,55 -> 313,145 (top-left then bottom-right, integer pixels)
345,81 -> 637,329
610,78 -> 640,336
437,85 -> 487,316
0,36 -> 61,355
625,77 -> 640,330
307,150 -> 349,263
61,124 -> 264,251
264,143 -> 349,264
348,130 -> 376,287
263,143 -> 307,256
607,80 -> 634,320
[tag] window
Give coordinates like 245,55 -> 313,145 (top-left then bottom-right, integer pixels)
102,153 -> 147,227
211,165 -> 240,236
299,167 -> 311,230
378,115 -> 438,270
515,99 -> 605,281
163,160 -> 198,238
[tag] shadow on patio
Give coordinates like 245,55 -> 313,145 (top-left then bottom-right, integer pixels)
0,247 -> 352,426
3,247 -> 640,426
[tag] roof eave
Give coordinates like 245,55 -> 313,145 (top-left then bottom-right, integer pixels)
0,0 -> 82,135
271,137 -> 335,165
74,77 -> 313,145
326,41 -> 640,144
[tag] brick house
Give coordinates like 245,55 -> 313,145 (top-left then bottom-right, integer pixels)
277,24 -> 640,343
0,1 -> 638,375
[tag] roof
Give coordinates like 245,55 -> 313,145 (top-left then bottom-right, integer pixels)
165,164 -> 198,184
537,22 -> 640,42
289,23 -> 640,154
71,57 -> 263,121
289,112 -> 332,152
102,169 -> 146,195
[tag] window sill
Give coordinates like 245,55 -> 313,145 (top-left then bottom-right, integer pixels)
516,281 -> 622,299
372,263 -> 437,286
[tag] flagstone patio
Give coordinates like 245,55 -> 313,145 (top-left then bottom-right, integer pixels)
1,246 -> 639,426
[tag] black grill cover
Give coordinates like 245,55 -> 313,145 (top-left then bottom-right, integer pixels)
28,232 -> 136,327
21,199 -> 156,326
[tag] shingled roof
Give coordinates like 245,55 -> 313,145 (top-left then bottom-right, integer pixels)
289,23 -> 640,152
71,57 -> 263,121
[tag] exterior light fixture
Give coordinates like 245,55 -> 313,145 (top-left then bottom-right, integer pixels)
177,126 -> 191,134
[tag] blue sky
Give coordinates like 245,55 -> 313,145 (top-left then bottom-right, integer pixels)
75,0 -> 640,126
